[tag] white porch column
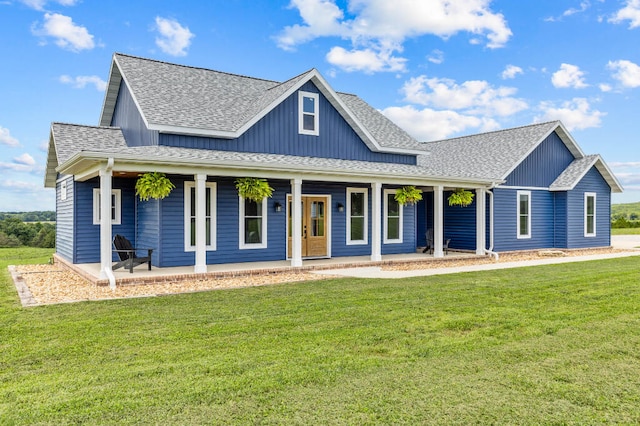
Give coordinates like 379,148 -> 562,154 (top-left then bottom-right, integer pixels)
475,188 -> 487,255
433,185 -> 444,258
99,159 -> 115,288
370,181 -> 382,262
194,174 -> 207,273
291,178 -> 303,267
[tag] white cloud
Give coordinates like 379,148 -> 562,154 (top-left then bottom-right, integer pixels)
401,75 -> 528,117
0,126 -> 20,147
382,105 -> 499,141
599,83 -> 612,92
19,0 -> 78,11
536,98 -> 605,130
14,153 -> 36,166
609,0 -> 640,28
31,13 -> 94,52
277,0 -> 512,73
59,74 -> 107,91
607,59 -> 640,88
154,17 -> 194,57
326,44 -> 406,73
610,161 -> 640,168
551,63 -> 588,89
427,49 -> 444,64
501,64 -> 523,79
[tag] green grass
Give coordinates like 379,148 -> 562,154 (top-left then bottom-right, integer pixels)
2,248 -> 640,424
612,227 -> 640,235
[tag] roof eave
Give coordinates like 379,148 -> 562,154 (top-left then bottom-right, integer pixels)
57,150 -> 497,187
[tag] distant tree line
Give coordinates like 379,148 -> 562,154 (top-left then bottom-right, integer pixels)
611,215 -> 640,229
0,211 -> 55,222
0,212 -> 56,248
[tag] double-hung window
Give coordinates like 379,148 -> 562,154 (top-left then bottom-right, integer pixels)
93,188 -> 121,225
384,189 -> 403,243
299,91 -> 319,136
517,190 -> 531,239
584,192 -> 596,237
347,188 -> 368,245
240,197 -> 267,249
184,181 -> 217,251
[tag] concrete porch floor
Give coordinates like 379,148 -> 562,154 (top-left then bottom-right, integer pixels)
60,251 -> 480,286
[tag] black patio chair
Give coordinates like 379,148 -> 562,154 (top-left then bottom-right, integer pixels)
112,234 -> 153,273
422,229 -> 451,255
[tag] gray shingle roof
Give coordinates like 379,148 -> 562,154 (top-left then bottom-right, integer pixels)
105,53 -> 423,152
417,121 -> 567,180
51,122 -> 127,164
550,154 -> 623,192
48,123 -> 493,184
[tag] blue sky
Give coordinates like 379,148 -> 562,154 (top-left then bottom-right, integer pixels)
1,0 -> 640,212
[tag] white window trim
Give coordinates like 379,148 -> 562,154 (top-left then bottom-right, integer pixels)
346,187 -> 368,245
184,181 -> 217,252
239,196 -> 268,249
517,190 -> 531,239
298,91 -> 319,136
584,192 -> 597,237
93,188 -> 121,225
383,189 -> 403,244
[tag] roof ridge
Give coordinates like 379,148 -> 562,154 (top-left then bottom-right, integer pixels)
114,52 -> 282,85
52,122 -> 120,130
266,68 -> 316,91
424,120 -> 560,144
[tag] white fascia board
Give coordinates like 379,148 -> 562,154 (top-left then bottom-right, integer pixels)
98,56 -> 122,127
60,150 -> 497,188
44,131 -> 59,188
105,55 -> 152,130
499,121 -> 585,181
595,157 -> 624,193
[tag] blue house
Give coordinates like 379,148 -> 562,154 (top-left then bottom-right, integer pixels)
44,53 -> 623,284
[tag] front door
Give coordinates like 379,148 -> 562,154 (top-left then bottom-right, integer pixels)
287,195 -> 328,258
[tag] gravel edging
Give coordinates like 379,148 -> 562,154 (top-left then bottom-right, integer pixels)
9,247 -> 633,307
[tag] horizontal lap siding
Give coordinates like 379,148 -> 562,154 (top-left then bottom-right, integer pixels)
159,82 -> 415,165
56,175 -> 74,262
504,132 -> 575,187
74,178 -> 136,264
566,167 -> 611,248
554,192 -> 568,248
382,186 -> 416,255
493,188 -> 555,252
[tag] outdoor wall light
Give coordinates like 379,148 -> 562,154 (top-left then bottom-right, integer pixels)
337,203 -> 344,212
274,202 -> 283,212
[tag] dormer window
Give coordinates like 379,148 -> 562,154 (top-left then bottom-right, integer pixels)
299,91 -> 319,136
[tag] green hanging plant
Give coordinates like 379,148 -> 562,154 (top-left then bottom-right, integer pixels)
394,186 -> 423,206
448,188 -> 474,207
135,172 -> 175,201
235,177 -> 274,203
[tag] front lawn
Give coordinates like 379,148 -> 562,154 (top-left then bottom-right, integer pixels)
1,248 -> 640,424
612,227 -> 640,235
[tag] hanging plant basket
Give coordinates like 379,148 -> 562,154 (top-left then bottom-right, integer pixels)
135,172 -> 175,201
448,188 -> 474,207
394,186 -> 423,206
235,177 -> 274,203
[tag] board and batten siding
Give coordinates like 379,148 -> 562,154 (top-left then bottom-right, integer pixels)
111,80 -> 159,146
136,197 -> 161,267
492,188 -> 555,252
72,178 -> 136,264
443,191 -> 477,251
159,82 -> 416,165
565,167 -> 611,248
56,175 -> 74,262
504,132 -> 575,187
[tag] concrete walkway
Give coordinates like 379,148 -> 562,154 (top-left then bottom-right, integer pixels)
312,236 -> 640,279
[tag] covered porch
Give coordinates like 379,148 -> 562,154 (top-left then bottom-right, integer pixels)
56,250 -> 483,287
